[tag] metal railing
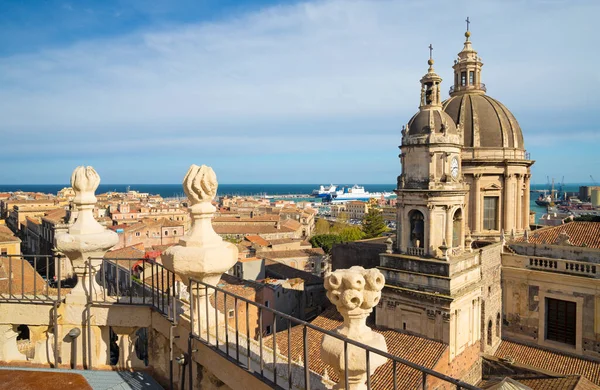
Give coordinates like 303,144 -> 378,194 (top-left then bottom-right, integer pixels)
0,254 -> 62,368
0,254 -> 63,303
187,278 -> 480,390
449,83 -> 486,94
89,257 -> 181,321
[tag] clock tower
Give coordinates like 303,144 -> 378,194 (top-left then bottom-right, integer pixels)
396,49 -> 469,258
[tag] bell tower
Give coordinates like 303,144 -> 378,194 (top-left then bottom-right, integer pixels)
396,47 -> 468,258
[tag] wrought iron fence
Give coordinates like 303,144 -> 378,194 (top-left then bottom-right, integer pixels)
0,254 -> 63,303
89,257 -> 181,322
187,277 -> 480,390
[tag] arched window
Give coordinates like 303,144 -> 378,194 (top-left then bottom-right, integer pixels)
487,320 -> 493,346
496,313 -> 501,338
452,209 -> 462,248
409,210 -> 425,248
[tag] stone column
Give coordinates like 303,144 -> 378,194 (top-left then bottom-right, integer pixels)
516,174 -> 523,231
503,173 -> 514,233
523,174 -> 531,230
56,167 -> 119,304
112,326 -> 146,369
162,165 -> 238,335
321,266 -> 387,390
473,174 -> 482,233
445,205 -> 453,249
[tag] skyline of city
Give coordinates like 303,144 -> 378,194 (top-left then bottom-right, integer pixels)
1,0 -> 598,185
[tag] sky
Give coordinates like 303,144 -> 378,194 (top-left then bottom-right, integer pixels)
0,0 -> 599,185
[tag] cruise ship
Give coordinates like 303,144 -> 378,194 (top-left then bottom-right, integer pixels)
311,184 -> 342,198
323,185 -> 394,203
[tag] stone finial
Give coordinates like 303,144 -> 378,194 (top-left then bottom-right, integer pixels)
465,229 -> 473,252
162,164 -> 238,333
71,166 -> 100,205
554,231 -> 572,246
56,166 -> 118,303
385,237 -> 393,254
510,229 -> 516,242
321,266 -> 387,390
183,165 -> 218,206
523,229 -> 529,243
500,229 -> 506,245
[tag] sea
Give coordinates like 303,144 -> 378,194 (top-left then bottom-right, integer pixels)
0,183 -> 592,224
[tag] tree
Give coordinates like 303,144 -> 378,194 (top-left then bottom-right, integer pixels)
361,208 -> 388,239
339,226 -> 365,242
314,218 -> 331,235
309,234 -> 343,254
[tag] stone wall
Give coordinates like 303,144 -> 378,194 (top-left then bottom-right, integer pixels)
331,239 -> 387,271
479,242 -> 503,354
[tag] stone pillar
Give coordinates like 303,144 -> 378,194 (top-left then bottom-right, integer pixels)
523,174 -> 531,230
516,174 -> 523,231
112,326 -> 146,369
162,165 -> 238,335
56,166 -> 119,304
445,206 -> 453,249
503,173 -> 514,233
0,325 -> 26,362
321,267 -> 387,390
473,174 -> 482,233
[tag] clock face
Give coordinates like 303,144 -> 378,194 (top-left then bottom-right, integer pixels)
450,157 -> 459,179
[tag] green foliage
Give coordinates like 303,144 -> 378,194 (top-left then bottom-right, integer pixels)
309,234 -> 343,254
572,215 -> 600,222
314,218 -> 331,235
339,226 -> 365,242
224,236 -> 242,244
361,208 -> 388,239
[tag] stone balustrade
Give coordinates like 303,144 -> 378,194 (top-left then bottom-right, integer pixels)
528,256 -> 598,278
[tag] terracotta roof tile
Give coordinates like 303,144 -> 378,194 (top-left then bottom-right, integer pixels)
0,226 -> 20,243
515,222 -> 600,248
495,340 -> 600,385
261,249 -> 325,260
213,225 -> 294,234
245,235 -> 270,247
0,257 -> 47,295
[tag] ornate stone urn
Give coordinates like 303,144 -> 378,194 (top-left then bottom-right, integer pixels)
321,266 -> 387,390
56,166 -> 119,303
162,165 -> 238,330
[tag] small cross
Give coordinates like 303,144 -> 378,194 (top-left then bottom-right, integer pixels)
428,44 -> 433,60
465,16 -> 470,31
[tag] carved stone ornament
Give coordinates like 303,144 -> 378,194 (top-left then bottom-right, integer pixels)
554,231 -> 573,246
56,166 -> 118,303
321,266 -> 387,390
162,164 -> 238,331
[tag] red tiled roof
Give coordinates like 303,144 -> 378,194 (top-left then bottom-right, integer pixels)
261,249 -> 324,260
495,340 -> 600,385
245,235 -> 270,247
515,222 -> 600,248
0,257 -> 47,295
213,225 -> 294,234
0,225 -> 20,243
264,308 -> 448,390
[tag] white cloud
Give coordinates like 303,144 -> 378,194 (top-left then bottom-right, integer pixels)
0,0 -> 599,182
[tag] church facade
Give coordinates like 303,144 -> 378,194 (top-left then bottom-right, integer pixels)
377,26 -> 534,384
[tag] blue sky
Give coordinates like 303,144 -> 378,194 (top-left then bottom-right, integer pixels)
1,0 -> 598,185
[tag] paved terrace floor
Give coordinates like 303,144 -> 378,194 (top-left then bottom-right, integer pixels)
0,366 -> 164,390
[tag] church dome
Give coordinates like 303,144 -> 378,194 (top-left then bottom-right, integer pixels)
442,94 -> 524,149
407,109 -> 457,136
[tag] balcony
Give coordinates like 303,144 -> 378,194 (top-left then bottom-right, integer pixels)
0,254 -> 479,389
449,83 -> 486,94
406,247 -> 425,257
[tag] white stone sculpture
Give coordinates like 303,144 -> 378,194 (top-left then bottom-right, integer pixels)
162,165 -> 238,332
56,166 -> 118,303
321,266 -> 387,390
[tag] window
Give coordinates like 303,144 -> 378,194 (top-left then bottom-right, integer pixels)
546,298 -> 576,345
164,231 -> 168,236
228,309 -> 234,318
409,210 -> 425,248
469,71 -> 474,85
483,197 -> 499,230
266,325 -> 272,335
461,71 -> 467,86
265,301 -> 270,308
487,320 -> 493,346
135,232 -> 140,237
496,313 -> 501,338
1,248 -> 7,256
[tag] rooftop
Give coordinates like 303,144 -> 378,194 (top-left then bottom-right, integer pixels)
515,222 -> 600,248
